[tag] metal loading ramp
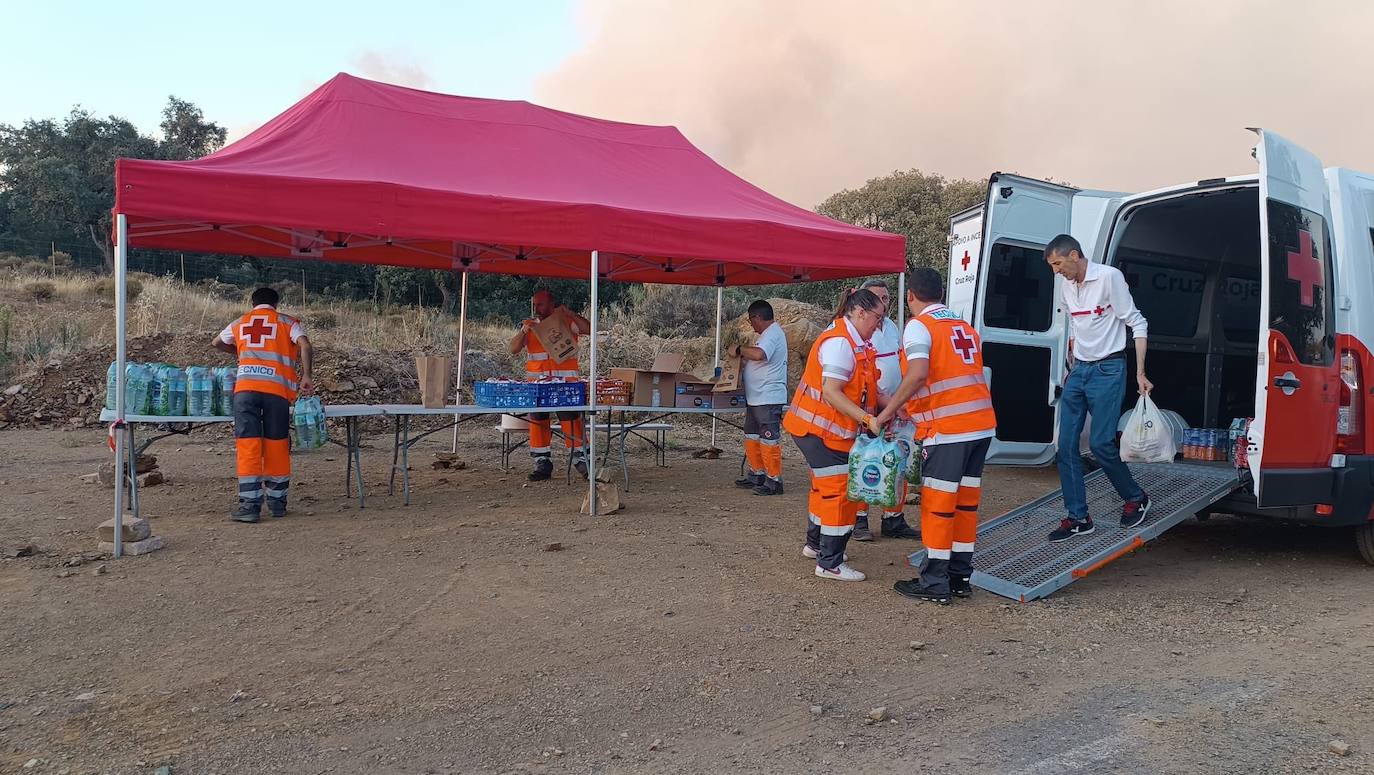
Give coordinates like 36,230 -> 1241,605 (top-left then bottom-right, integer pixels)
908,462 -> 1245,602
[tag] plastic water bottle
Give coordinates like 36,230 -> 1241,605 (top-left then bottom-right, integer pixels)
166,368 -> 188,417
292,397 -> 326,449
186,367 -> 214,417
215,367 -> 237,415
105,362 -> 119,410
126,364 -> 152,415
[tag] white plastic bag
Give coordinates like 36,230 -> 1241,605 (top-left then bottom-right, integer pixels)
846,434 -> 902,508
1119,394 -> 1177,463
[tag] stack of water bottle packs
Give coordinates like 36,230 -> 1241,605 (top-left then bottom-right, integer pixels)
105,362 -> 237,417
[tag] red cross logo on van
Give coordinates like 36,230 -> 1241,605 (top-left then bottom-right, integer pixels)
1286,229 -> 1323,308
961,251 -> 972,271
240,316 -> 277,347
950,325 -> 978,365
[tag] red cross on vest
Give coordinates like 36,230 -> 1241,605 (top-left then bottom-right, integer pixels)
241,316 -> 277,347
951,325 -> 977,364
961,250 -> 971,271
1286,229 -> 1323,308
1094,305 -> 1106,316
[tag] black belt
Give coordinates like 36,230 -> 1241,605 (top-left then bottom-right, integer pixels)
1088,350 -> 1127,363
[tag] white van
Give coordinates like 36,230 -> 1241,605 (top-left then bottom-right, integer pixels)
949,129 -> 1374,563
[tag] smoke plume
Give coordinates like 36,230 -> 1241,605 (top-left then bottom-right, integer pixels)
537,0 -> 1374,206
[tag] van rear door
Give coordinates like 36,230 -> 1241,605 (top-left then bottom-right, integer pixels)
1251,129 -> 1341,505
946,205 -> 983,322
968,174 -> 1075,465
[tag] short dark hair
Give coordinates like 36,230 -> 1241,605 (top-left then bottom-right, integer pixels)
747,300 -> 774,321
908,267 -> 944,303
1044,234 -> 1083,260
859,279 -> 889,293
251,287 -> 279,307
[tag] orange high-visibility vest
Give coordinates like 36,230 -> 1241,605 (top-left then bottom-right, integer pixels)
783,322 -> 878,450
229,307 -> 301,401
902,306 -> 996,440
525,325 -> 580,379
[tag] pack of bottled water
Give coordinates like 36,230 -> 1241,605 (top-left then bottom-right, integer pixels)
292,396 -> 328,449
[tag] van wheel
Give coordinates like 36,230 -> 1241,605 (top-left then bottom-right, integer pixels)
1357,523 -> 1374,566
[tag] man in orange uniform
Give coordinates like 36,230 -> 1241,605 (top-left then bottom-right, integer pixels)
213,287 -> 314,524
509,290 -> 592,481
783,288 -> 887,582
879,268 -> 996,604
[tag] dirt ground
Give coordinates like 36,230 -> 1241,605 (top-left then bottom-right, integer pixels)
1,422 -> 1372,775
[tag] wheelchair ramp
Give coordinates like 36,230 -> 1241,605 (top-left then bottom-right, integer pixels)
908,462 -> 1244,602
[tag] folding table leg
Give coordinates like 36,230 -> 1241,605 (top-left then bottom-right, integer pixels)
389,417 -> 401,496
127,424 -> 140,518
401,417 -> 412,506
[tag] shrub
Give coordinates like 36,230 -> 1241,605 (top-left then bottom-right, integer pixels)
195,278 -> 242,301
309,310 -> 339,330
23,281 -> 55,301
91,278 -> 144,302
628,284 -> 745,338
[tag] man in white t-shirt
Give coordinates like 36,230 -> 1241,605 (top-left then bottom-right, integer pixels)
1044,234 -> 1153,543
852,279 -> 920,542
732,300 -> 788,496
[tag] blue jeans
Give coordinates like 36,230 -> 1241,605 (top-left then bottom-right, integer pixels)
1057,357 -> 1144,521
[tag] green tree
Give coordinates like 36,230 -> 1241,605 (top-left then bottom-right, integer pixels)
0,97 -> 226,272
752,169 -> 985,308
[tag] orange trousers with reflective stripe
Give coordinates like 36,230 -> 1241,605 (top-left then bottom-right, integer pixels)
918,437 -> 991,564
792,433 -> 860,533
529,412 -> 586,458
233,390 -> 291,505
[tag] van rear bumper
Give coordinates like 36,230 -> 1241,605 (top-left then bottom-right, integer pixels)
1254,458 -> 1374,526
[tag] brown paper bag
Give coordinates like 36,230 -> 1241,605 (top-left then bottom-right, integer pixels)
532,314 -> 578,363
713,354 -> 742,392
415,356 -> 453,408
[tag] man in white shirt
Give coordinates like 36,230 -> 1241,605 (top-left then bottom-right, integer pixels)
1044,234 -> 1154,543
852,279 -> 919,541
732,300 -> 788,496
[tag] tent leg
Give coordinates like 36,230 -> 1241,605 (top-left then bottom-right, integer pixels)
711,285 -> 722,448
587,251 -> 599,516
897,269 -> 906,329
451,270 -> 469,453
112,214 -> 129,559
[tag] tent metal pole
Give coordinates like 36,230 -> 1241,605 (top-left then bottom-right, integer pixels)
450,270 -> 469,453
711,285 -> 723,448
897,269 -> 906,329
112,214 -> 128,559
587,251 -> 599,516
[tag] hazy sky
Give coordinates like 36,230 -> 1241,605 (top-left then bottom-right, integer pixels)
5,0 -> 1373,207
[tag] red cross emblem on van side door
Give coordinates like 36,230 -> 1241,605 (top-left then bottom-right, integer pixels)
1286,229 -> 1323,308
961,251 -> 971,271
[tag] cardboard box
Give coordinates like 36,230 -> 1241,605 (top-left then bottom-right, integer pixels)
711,391 -> 747,410
609,353 -> 695,408
415,356 -> 453,408
532,314 -> 578,363
675,381 -> 716,409
713,354 -> 742,392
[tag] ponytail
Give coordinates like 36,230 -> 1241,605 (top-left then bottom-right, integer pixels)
834,287 -> 881,321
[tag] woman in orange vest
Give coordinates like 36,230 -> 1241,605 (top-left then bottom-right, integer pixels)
212,287 -> 314,523
782,288 -> 887,582
878,268 -> 997,604
509,290 -> 591,480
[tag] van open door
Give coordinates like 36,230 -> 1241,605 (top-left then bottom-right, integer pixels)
967,174 -> 1075,465
1250,129 -> 1341,506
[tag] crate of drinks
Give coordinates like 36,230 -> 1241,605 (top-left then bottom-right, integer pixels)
1182,428 -> 1232,461
595,378 -> 632,406
1230,417 -> 1252,469
536,379 -> 587,408
474,379 -> 540,408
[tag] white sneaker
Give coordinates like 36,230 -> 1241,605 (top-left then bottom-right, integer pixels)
802,545 -> 847,561
814,563 -> 866,582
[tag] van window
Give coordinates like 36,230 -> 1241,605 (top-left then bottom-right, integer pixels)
1219,273 -> 1261,343
1119,261 -> 1203,339
1266,200 -> 1334,366
982,242 -> 1053,332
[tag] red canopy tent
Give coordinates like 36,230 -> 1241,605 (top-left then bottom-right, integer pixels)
105,73 -> 905,550
115,73 -> 903,286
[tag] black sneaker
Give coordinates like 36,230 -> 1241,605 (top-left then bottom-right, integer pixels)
1048,517 -> 1095,542
735,473 -> 762,489
527,462 -> 553,482
1120,493 -> 1151,529
268,506 -> 286,519
949,576 -> 973,598
852,514 -> 873,542
752,479 -> 784,496
893,578 -> 951,605
230,504 -> 261,523
880,514 -> 921,540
